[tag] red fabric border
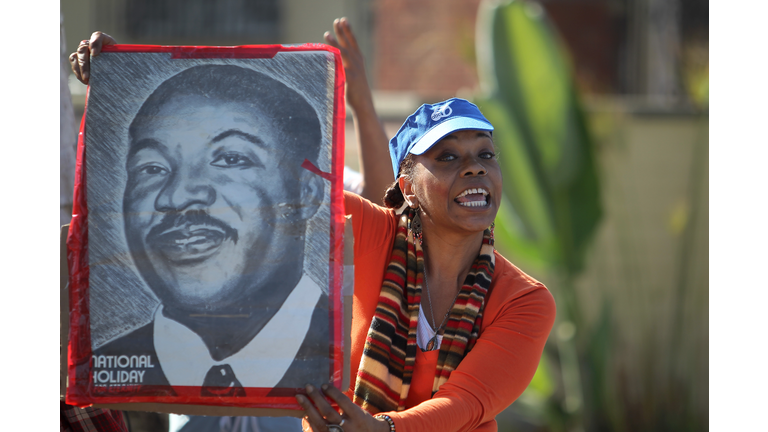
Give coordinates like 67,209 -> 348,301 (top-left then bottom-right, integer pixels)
329,46 -> 346,391
66,85 -> 91,404
65,43 -> 346,411
100,43 -> 334,58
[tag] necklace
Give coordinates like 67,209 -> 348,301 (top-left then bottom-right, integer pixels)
422,266 -> 461,351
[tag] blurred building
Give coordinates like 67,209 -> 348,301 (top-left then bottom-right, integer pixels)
61,0 -> 708,110
371,0 -> 707,103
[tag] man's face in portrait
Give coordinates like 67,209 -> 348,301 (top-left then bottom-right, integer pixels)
123,86 -> 321,314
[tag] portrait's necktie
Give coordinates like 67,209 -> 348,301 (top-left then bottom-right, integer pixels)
201,364 -> 245,397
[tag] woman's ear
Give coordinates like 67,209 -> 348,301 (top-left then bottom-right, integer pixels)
399,176 -> 419,209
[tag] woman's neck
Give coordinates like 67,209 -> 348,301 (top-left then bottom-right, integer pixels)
420,227 -> 485,292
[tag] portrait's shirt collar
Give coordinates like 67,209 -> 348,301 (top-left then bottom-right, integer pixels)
153,274 -> 323,387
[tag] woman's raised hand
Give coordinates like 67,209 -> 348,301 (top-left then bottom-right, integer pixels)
324,18 -> 393,201
69,31 -> 117,85
296,384 -> 389,432
323,18 -> 372,112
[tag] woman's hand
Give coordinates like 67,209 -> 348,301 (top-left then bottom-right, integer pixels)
68,31 -> 117,84
323,18 -> 394,202
323,18 -> 372,112
296,384 -> 389,432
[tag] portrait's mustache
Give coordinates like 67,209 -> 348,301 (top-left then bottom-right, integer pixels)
146,210 -> 238,244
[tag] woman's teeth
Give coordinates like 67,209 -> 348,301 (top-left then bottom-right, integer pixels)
456,188 -> 489,198
460,200 -> 487,207
455,188 -> 490,207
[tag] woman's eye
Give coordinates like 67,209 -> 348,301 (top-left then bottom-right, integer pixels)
211,153 -> 256,168
437,154 -> 457,162
480,151 -> 497,159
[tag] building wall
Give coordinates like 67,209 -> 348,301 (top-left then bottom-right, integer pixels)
61,0 -> 372,60
372,0 -> 482,99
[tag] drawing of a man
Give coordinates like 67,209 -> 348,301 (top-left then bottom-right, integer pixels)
92,64 -> 329,395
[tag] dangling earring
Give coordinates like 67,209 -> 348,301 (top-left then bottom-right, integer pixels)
411,208 -> 423,246
489,222 -> 495,241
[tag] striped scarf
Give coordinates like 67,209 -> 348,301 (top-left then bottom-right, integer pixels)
352,207 -> 495,413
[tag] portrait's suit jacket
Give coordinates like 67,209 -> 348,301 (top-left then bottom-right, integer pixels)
91,293 -> 329,396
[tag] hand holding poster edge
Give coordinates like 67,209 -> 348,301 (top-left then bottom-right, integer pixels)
65,43 -> 347,415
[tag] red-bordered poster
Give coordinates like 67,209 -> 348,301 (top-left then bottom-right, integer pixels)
66,44 -> 346,411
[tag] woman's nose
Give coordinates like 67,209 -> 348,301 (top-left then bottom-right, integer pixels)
460,157 -> 487,177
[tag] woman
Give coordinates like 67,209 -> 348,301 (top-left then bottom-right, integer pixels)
70,20 -> 555,432
294,20 -> 556,432
296,97 -> 555,432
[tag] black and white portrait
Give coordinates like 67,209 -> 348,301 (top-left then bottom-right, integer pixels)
83,50 -> 340,398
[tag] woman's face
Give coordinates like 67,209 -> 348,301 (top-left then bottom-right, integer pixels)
404,129 -> 502,236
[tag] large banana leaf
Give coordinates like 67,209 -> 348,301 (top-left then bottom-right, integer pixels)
474,0 -> 601,275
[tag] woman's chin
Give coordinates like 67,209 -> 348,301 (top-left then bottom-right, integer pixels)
453,205 -> 497,232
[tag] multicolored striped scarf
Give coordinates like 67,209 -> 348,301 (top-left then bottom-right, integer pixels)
352,207 -> 495,413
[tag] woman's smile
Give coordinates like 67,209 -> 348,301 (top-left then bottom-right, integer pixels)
454,187 -> 490,207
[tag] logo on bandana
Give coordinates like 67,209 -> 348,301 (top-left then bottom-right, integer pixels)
431,101 -> 454,121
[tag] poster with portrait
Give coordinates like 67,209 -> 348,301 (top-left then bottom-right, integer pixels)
66,44 -> 346,413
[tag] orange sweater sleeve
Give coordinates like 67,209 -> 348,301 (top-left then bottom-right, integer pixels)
343,191 -> 398,396
344,191 -> 396,258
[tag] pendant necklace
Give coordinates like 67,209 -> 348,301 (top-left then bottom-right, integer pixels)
423,266 -> 461,351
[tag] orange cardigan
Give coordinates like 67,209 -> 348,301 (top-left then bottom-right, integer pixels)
344,192 -> 556,432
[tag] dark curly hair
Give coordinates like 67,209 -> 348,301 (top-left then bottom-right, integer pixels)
382,154 -> 416,208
